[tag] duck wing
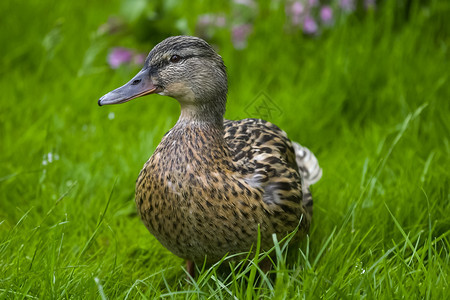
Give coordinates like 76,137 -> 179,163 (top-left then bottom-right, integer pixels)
223,119 -> 310,224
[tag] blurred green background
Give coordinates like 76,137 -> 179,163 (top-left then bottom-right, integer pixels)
0,0 -> 449,298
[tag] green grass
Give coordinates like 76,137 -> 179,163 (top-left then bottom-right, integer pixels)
1,0 -> 449,298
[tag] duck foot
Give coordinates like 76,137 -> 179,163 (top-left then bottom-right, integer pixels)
186,260 -> 195,279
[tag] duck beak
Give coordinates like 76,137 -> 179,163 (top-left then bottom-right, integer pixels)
98,69 -> 160,106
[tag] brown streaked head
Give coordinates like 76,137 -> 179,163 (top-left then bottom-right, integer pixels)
98,36 -> 228,122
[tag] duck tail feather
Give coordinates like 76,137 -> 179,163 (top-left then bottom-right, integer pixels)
292,142 -> 322,187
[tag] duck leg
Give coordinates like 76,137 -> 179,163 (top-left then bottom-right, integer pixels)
186,260 -> 195,279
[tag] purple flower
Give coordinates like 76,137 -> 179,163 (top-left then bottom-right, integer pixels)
133,53 -> 146,65
303,16 -> 318,35
196,14 -> 227,39
108,47 -> 132,69
320,6 -> 333,25
198,14 -> 226,28
197,14 -> 213,27
215,16 -> 227,27
291,1 -> 304,15
286,1 -> 305,26
340,0 -> 356,12
232,24 -> 252,49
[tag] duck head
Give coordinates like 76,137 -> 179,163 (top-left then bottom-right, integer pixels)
99,36 -> 228,124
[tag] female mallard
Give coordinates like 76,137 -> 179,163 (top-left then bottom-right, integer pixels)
99,36 -> 322,276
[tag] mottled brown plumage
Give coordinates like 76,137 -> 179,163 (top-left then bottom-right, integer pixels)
99,36 -> 322,273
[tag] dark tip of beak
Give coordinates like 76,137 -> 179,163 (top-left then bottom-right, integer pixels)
98,98 -> 103,106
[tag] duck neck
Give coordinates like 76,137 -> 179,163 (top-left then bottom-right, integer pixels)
168,110 -> 230,164
171,101 -> 228,151
176,95 -> 226,129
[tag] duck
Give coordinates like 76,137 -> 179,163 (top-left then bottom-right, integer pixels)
98,36 -> 322,277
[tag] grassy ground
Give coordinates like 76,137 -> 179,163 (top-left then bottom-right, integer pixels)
0,0 -> 449,298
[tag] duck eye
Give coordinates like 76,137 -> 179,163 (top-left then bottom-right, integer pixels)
170,55 -> 181,63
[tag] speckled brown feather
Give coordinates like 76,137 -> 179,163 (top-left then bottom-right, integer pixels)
136,118 -> 311,264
